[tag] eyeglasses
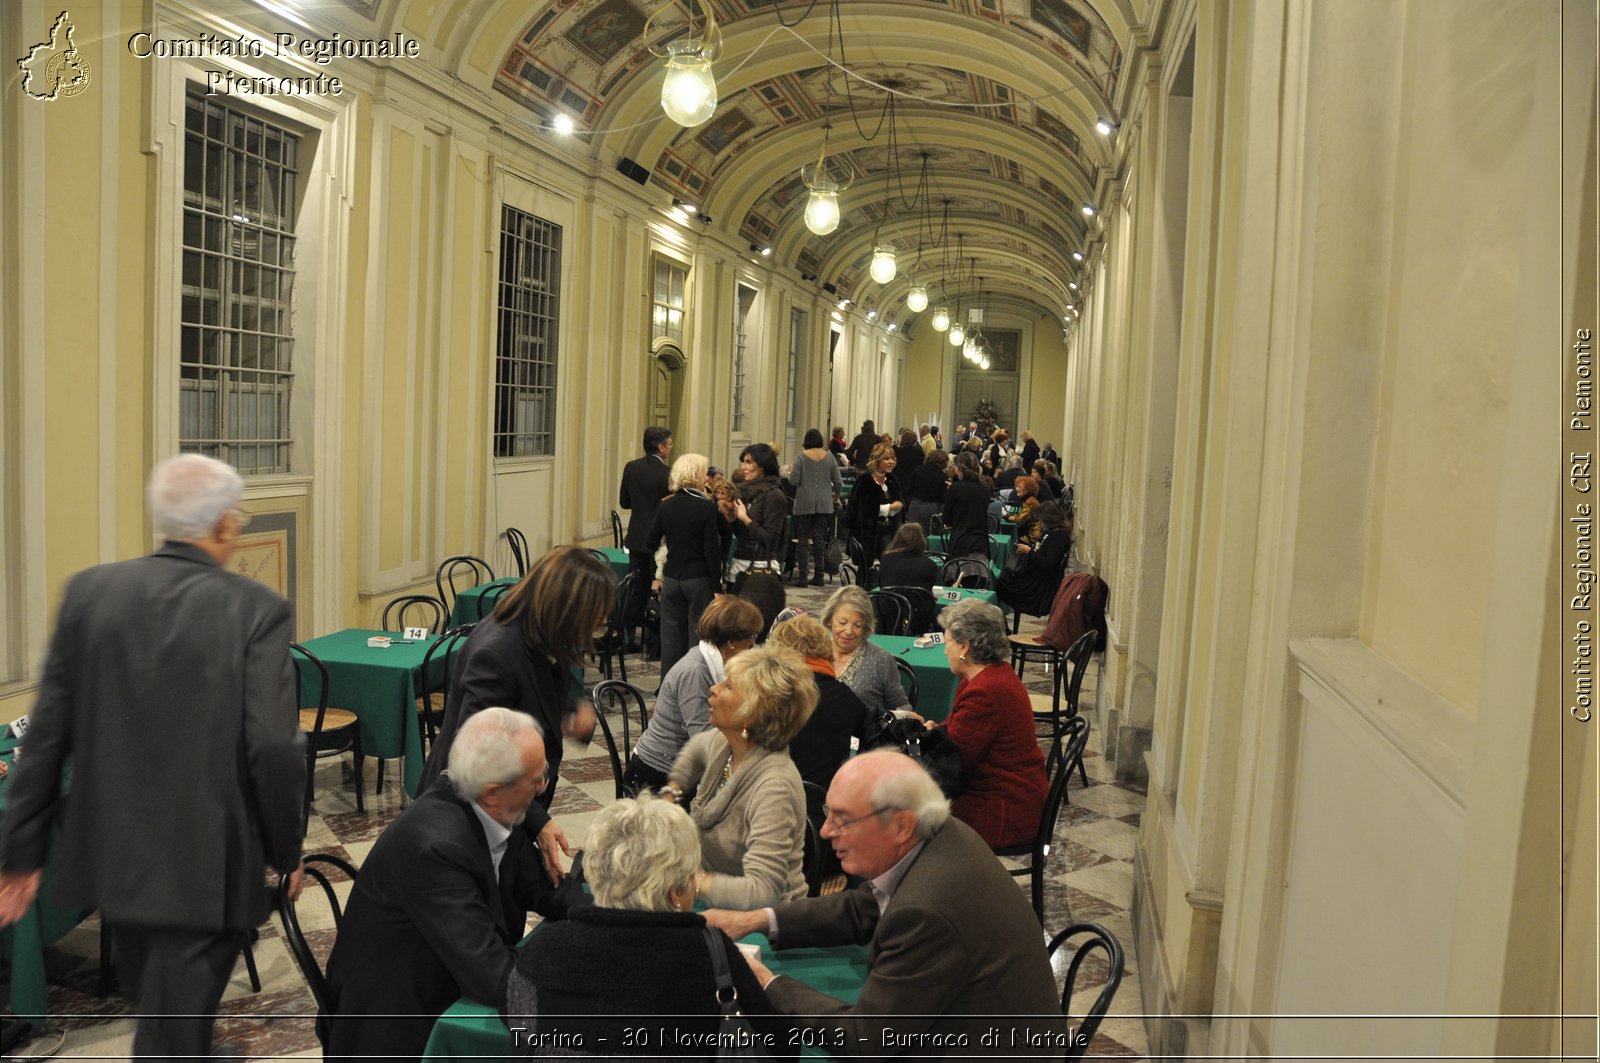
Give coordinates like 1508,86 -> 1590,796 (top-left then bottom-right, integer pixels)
821,805 -> 895,832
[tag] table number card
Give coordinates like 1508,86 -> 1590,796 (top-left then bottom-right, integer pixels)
403,626 -> 429,642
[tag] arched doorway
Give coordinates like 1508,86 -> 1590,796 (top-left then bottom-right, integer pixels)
650,339 -> 686,438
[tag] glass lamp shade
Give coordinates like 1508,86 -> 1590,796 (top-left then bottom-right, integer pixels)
906,286 -> 929,313
980,354 -> 991,370
931,306 -> 950,332
660,43 -> 717,127
869,248 -> 897,285
949,323 -> 966,346
804,189 -> 840,235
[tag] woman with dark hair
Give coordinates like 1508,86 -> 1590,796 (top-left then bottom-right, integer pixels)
983,429 -> 1012,475
876,523 -> 939,592
726,442 -> 788,577
787,428 -> 842,587
941,451 -> 992,568
894,427 -> 924,473
843,442 -> 904,575
905,447 -> 950,532
846,420 -> 879,471
997,501 -> 1073,618
422,545 -> 614,879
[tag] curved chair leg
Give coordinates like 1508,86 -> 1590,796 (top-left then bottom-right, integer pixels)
241,928 -> 262,992
352,737 -> 366,813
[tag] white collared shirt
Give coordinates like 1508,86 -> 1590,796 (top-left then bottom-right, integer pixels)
867,841 -> 926,916
470,801 -> 513,881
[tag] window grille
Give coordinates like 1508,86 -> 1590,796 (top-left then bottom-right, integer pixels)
180,91 -> 300,474
651,257 -> 686,346
494,205 -> 562,457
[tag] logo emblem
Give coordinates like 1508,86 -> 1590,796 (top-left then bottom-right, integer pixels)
18,11 -> 91,101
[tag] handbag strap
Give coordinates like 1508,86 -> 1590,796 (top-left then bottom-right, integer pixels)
701,927 -> 741,1016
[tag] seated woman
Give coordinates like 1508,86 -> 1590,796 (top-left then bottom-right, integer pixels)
503,797 -> 785,1049
1005,476 -> 1042,541
997,502 -> 1073,619
823,585 -> 912,717
664,644 -> 815,909
876,523 -> 939,592
625,595 -> 762,793
926,599 -> 1047,849
767,613 -> 871,806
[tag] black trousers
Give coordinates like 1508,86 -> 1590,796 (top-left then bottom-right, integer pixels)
626,550 -> 659,652
110,923 -> 243,1062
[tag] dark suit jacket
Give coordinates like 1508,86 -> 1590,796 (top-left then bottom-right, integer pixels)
0,542 -> 305,931
767,817 -> 1066,1055
619,453 -> 671,553
941,479 -> 992,560
322,777 -> 589,1061
421,618 -> 569,836
646,488 -> 724,582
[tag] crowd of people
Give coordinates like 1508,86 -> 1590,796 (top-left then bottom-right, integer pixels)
0,426 -> 1082,1061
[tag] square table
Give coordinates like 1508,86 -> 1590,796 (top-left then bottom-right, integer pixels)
927,532 -> 1012,577
0,736 -> 85,1025
869,635 -> 960,722
423,930 -> 868,1061
297,629 -> 439,798
446,577 -> 517,628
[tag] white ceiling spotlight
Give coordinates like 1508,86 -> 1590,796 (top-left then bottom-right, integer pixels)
552,113 -> 575,135
1095,117 -> 1116,136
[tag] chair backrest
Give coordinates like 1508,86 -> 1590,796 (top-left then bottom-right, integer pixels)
801,780 -> 828,897
588,683 -> 637,799
435,555 -> 495,615
1061,630 -> 1100,717
892,656 -> 920,710
1046,713 -> 1091,791
605,570 -> 645,643
924,550 -> 949,570
380,594 -> 446,636
478,581 -> 512,618
591,679 -> 651,774
289,642 -> 329,737
838,559 -> 859,586
1046,922 -> 1125,1058
926,513 -> 946,537
986,511 -> 1002,533
882,585 -> 936,636
505,527 -> 531,577
869,589 -> 912,637
941,557 -> 990,590
610,510 -> 625,549
418,625 -> 475,749
276,852 -> 360,1015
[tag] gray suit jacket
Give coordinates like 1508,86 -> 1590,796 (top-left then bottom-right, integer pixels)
0,542 -> 306,931
767,817 -> 1067,1056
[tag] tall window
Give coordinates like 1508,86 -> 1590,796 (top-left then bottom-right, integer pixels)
494,205 -> 562,457
733,284 -> 756,433
652,257 -> 686,345
180,91 -> 300,474
787,308 -> 805,427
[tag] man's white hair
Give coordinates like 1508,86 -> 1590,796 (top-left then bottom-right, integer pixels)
448,707 -> 542,801
865,752 -> 951,839
148,454 -> 244,541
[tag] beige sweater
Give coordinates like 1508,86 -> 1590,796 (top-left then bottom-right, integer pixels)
669,731 -> 808,909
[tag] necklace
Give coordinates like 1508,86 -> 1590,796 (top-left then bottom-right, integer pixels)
721,753 -> 733,785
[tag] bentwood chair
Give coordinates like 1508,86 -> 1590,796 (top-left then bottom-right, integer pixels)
435,555 -> 495,620
993,721 -> 1088,924
892,656 -> 921,711
868,590 -> 912,637
591,679 -> 652,779
1047,922 -> 1126,1058
504,527 -> 531,577
292,642 -> 365,815
416,624 -> 475,751
595,571 -> 646,682
801,780 -> 829,897
882,585 -> 936,636
380,594 -> 446,636
610,510 -> 625,549
941,557 -> 991,590
589,698 -> 632,800
276,852 -> 360,1016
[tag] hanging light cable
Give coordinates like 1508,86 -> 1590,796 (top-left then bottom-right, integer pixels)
867,96 -> 902,285
647,0 -> 722,128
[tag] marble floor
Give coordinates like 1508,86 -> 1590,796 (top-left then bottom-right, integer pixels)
6,579 -> 1152,1061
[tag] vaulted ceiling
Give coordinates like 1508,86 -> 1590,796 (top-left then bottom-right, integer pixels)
382,0 -> 1140,326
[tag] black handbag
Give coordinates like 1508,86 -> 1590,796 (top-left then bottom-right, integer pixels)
700,927 -> 771,1059
861,712 -> 965,797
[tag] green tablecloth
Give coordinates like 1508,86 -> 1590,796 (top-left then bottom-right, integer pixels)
928,532 -> 1013,572
297,629 -> 437,797
0,735 -> 86,1024
869,635 -> 960,722
931,586 -> 999,612
447,577 -> 517,628
596,547 -> 631,579
423,931 -> 868,1061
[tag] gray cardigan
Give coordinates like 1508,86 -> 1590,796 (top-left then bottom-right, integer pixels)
633,648 -> 716,774
837,640 -> 912,716
669,731 -> 808,909
788,451 -> 842,516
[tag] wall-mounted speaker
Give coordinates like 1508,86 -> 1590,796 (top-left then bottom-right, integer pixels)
615,157 -> 650,185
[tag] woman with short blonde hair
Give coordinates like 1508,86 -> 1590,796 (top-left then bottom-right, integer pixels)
647,452 -> 726,674
666,644 -> 815,908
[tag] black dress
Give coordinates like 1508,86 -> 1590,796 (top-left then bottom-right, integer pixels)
844,472 -> 903,573
997,529 -> 1073,616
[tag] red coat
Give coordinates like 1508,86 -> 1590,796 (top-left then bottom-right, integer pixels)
943,664 -> 1048,849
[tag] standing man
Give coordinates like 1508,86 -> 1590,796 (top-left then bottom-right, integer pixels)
619,425 -> 673,654
0,454 -> 306,1060
705,752 -> 1066,1053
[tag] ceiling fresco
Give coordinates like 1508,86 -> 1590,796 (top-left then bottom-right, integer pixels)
488,0 -> 1126,319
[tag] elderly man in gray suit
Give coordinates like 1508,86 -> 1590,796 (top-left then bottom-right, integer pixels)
706,751 -> 1068,1057
0,454 -> 306,1061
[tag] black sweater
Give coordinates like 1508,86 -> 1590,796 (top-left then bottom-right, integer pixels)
646,488 -> 724,581
941,479 -> 992,558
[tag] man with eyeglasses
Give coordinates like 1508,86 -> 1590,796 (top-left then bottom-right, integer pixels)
705,750 -> 1066,1056
322,707 -> 589,1061
0,454 -> 306,1060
